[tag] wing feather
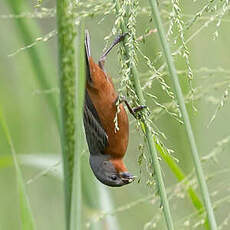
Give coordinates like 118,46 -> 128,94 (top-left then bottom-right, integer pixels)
83,91 -> 108,154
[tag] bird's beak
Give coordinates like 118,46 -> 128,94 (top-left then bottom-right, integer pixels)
119,172 -> 136,184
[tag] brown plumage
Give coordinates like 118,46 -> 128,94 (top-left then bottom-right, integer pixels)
87,57 -> 129,172
83,30 -> 135,187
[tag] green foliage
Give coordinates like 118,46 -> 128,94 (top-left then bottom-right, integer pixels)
1,0 -> 230,229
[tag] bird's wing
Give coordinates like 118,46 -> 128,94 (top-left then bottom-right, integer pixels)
83,91 -> 108,154
84,30 -> 108,153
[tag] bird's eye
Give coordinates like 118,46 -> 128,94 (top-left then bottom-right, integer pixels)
111,175 -> 117,180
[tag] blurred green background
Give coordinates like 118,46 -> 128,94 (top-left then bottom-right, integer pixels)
0,0 -> 230,229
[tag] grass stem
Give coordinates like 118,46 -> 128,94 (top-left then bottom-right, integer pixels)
70,22 -> 85,230
114,1 -> 175,229
56,0 -> 76,228
148,0 -> 217,229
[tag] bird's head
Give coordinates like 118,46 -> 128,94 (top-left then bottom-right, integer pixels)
89,154 -> 135,187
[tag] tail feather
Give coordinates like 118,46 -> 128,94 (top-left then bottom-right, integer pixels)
85,30 -> 91,59
85,30 -> 92,83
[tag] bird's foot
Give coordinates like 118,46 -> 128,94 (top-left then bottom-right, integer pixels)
115,95 -> 146,119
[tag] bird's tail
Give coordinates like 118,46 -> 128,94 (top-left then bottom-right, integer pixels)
85,30 -> 91,60
85,30 -> 92,83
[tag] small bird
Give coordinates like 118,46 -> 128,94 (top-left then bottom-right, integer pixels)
83,30 -> 144,187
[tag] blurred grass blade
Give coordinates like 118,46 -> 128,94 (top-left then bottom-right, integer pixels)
155,141 -> 205,212
70,22 -> 85,230
0,109 -> 35,230
82,156 -> 121,230
97,185 -> 121,230
5,0 -> 58,124
148,0 -> 217,229
56,0 -> 77,228
160,143 -> 210,228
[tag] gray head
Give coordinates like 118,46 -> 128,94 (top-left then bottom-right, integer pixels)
89,154 -> 135,187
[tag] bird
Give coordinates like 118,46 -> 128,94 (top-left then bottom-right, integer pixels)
83,30 -> 145,187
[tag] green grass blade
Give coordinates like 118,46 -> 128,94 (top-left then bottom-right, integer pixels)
0,109 -> 35,230
5,0 -> 58,125
155,142 -> 203,211
70,22 -> 85,230
148,0 -> 217,229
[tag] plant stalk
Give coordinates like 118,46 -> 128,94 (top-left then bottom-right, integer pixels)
114,1 -> 175,229
56,0 -> 76,228
70,22 -> 85,230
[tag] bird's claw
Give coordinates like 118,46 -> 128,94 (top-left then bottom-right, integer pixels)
116,32 -> 129,44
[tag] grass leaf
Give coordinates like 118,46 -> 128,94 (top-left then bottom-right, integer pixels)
0,108 -> 35,230
70,22 -> 85,230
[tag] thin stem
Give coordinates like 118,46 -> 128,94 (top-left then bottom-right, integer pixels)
114,1 -> 174,229
148,0 -> 217,229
